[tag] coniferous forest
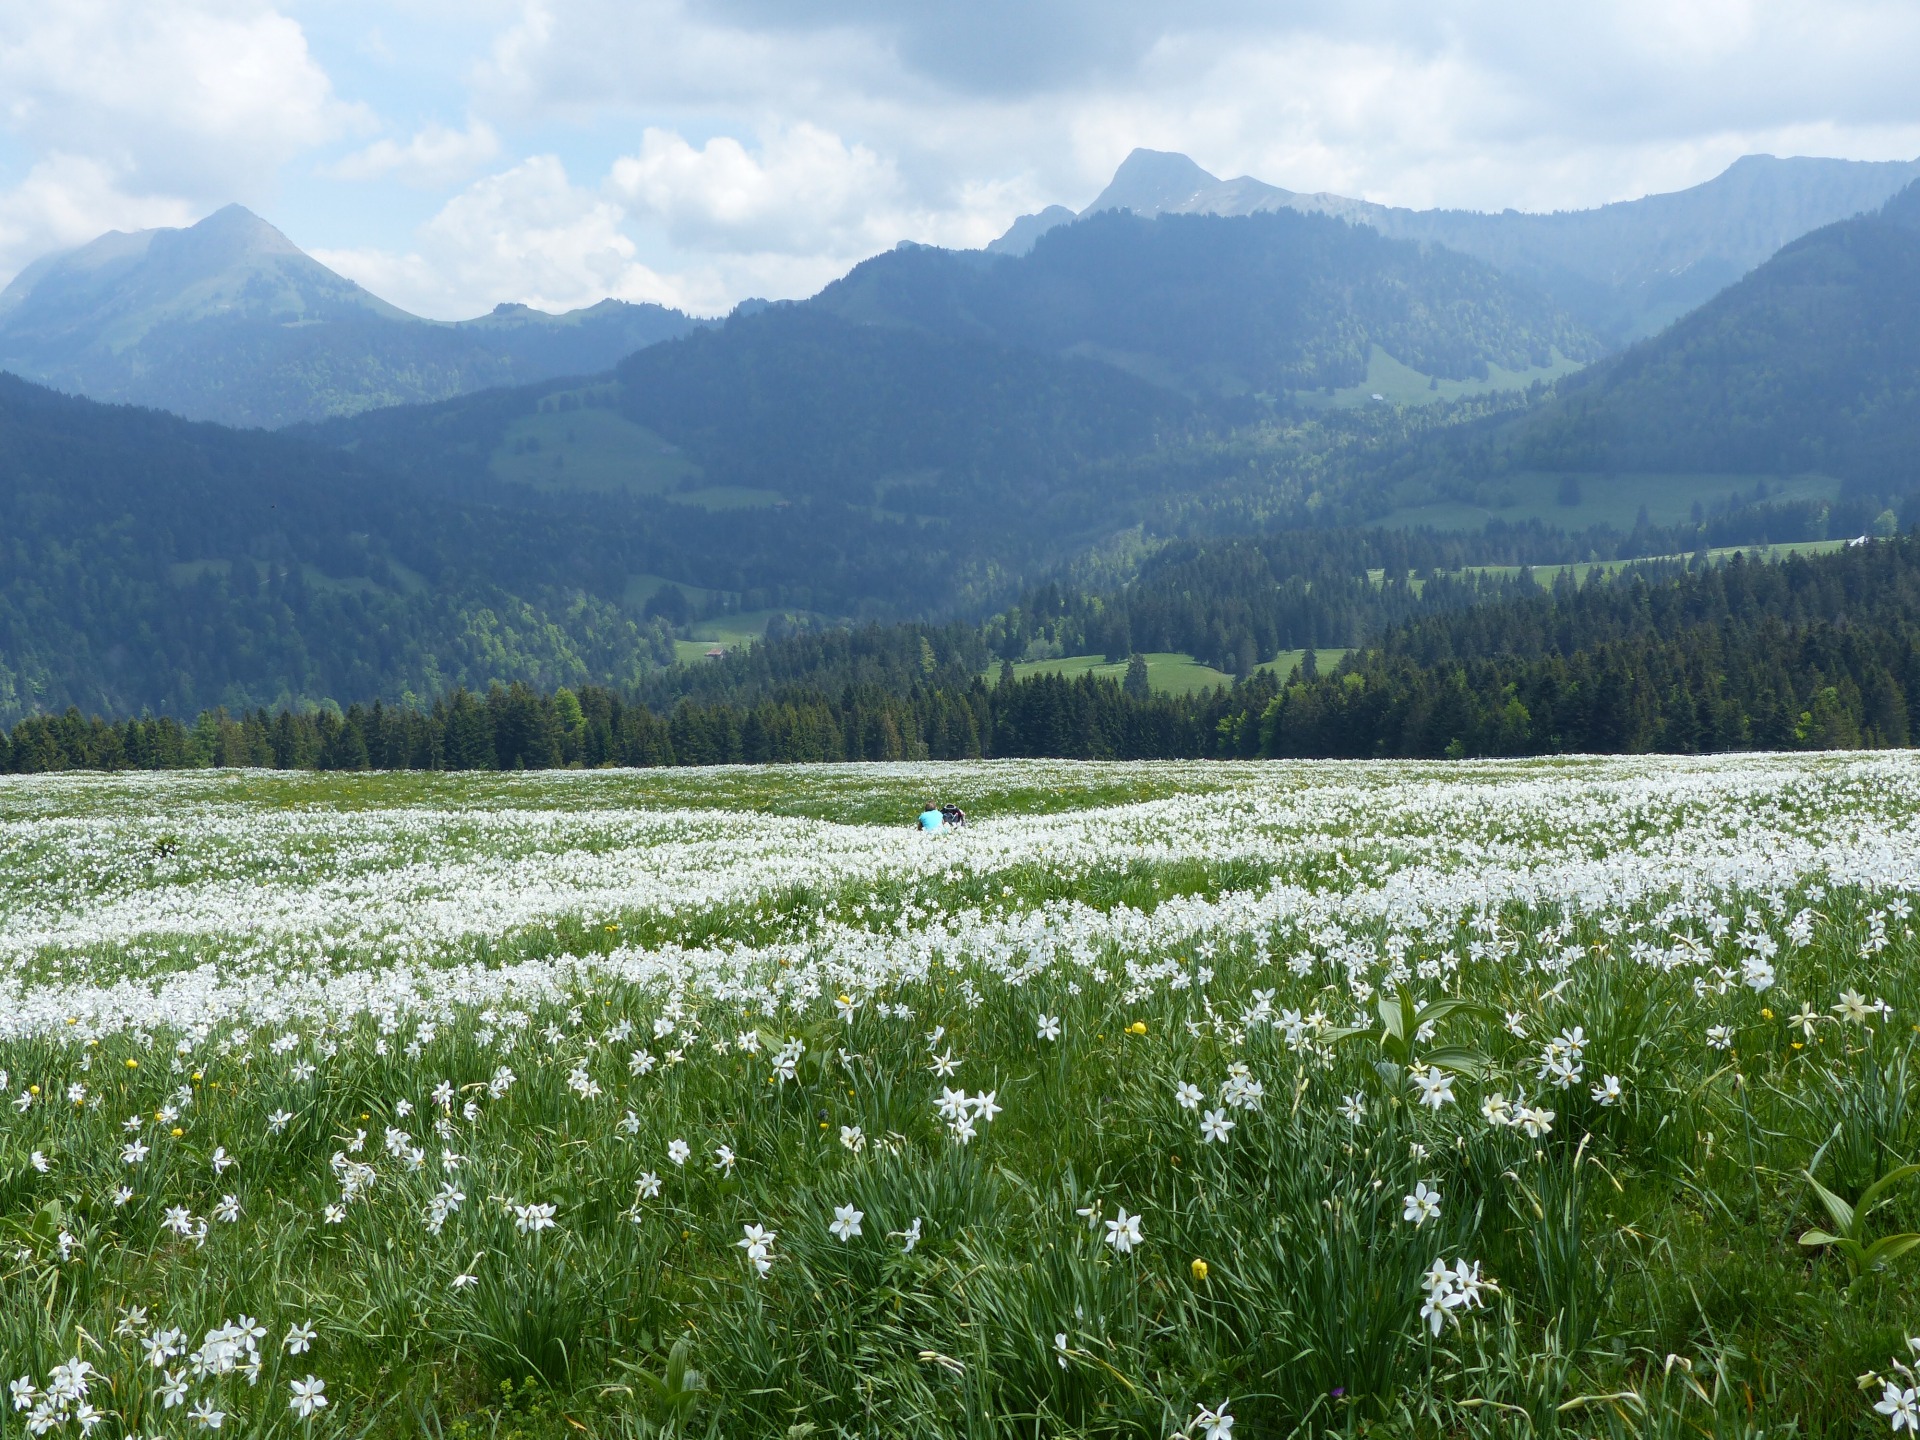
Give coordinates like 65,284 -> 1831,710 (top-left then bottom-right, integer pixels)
8,537 -> 1915,772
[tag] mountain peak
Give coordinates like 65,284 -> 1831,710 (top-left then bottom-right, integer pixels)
1084,148 -> 1223,216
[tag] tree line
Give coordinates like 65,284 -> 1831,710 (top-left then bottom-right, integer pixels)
6,539 -> 1919,772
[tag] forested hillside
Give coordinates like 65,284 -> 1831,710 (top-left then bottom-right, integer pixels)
7,538 -> 1916,771
1507,185 -> 1920,486
0,375 -> 680,723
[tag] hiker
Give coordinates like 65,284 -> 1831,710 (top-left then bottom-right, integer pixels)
941,804 -> 966,828
917,803 -> 944,832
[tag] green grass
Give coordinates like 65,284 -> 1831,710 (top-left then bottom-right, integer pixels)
1296,343 -> 1587,411
994,649 -> 1351,696
1369,540 -> 1856,595
489,401 -> 783,511
1375,468 -> 1845,534
5,756 -> 1920,1437
490,404 -> 701,497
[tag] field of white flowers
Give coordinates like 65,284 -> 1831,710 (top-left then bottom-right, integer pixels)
4,754 -> 1920,1438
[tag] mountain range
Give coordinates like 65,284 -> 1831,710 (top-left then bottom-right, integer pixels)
6,159 -> 1920,726
0,205 -> 699,427
996,148 -> 1920,344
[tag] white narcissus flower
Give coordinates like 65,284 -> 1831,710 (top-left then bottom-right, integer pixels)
288,1376 -> 328,1419
1105,1208 -> 1143,1255
1403,1182 -> 1442,1227
829,1204 -> 863,1242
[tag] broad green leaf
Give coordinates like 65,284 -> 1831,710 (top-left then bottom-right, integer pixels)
1856,1163 -> 1920,1218
1806,1174 -> 1858,1239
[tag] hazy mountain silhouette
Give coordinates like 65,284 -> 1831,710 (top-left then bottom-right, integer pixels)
995,148 -> 1920,344
0,205 -> 699,427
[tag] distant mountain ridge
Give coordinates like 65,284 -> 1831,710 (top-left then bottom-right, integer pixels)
0,205 -> 701,427
824,207 -> 1600,399
996,149 -> 1920,343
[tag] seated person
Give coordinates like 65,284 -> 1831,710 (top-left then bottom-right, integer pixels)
917,804 -> 944,832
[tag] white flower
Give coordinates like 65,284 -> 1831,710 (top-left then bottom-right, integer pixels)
1175,1082 -> 1204,1111
112,1186 -> 134,1207
9,1377 -> 34,1411
1104,1207 -> 1143,1255
1590,1074 -> 1623,1106
189,1397 -> 226,1429
1403,1182 -> 1442,1228
288,1375 -> 328,1418
1880,1381 -> 1920,1432
637,1171 -> 662,1199
213,1194 -> 240,1223
513,1202 -> 557,1235
162,1206 -> 195,1237
157,1372 -> 189,1409
829,1204 -> 864,1242
1419,1256 -> 1494,1336
1055,1332 -> 1069,1368
1516,1105 -> 1556,1138
1190,1401 -> 1235,1440
971,1090 -> 1002,1124
1036,1014 -> 1061,1041
1199,1108 -> 1235,1144
452,1271 -> 479,1289
1338,1092 -> 1367,1124
29,1152 -> 48,1173
122,1140 -> 150,1165
892,1217 -> 922,1253
713,1145 -> 736,1174
839,1125 -> 865,1152
210,1146 -> 234,1174
1411,1069 -> 1455,1109
1706,1025 -> 1734,1051
284,1322 -> 316,1355
267,1110 -> 293,1134
738,1222 -> 777,1275
667,1138 -> 691,1166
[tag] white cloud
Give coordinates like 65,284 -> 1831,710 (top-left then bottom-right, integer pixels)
328,120 -> 501,188
0,3 -> 353,195
317,155 -> 680,319
608,124 -> 896,253
0,155 -> 198,282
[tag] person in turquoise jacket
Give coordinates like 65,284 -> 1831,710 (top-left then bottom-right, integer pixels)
917,804 -> 944,832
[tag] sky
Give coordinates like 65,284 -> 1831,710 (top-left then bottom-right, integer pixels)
2,1 -> 1918,320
